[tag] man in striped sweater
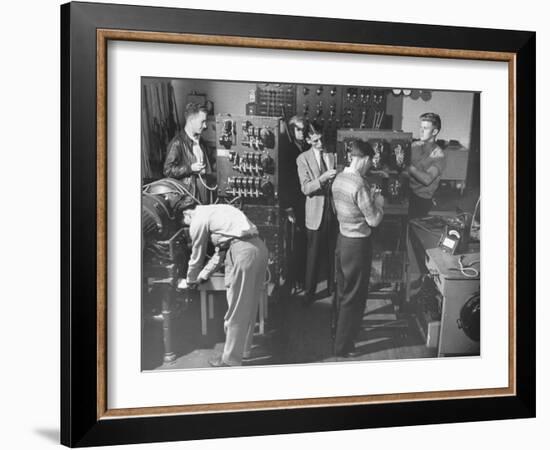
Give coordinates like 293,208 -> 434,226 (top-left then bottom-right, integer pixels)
331,140 -> 385,358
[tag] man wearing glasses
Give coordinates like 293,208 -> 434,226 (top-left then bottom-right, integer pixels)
288,115 -> 310,154
296,122 -> 338,305
284,115 -> 310,292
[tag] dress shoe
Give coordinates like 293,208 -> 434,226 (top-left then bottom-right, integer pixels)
208,356 -> 231,367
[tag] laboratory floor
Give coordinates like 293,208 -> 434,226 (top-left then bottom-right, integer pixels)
142,280 -> 436,371
142,184 -> 480,371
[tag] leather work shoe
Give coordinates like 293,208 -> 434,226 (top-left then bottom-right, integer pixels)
208,356 -> 231,368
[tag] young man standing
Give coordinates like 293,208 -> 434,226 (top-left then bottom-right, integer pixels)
296,123 -> 338,304
331,140 -> 384,357
406,112 -> 446,218
163,103 -> 213,204
288,115 -> 310,154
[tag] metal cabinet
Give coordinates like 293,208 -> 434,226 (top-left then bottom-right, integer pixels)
425,248 -> 480,357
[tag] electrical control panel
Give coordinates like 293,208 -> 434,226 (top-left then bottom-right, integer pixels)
337,129 -> 413,203
254,83 -> 296,117
295,85 -> 391,147
216,114 -> 291,201
340,88 -> 389,129
216,114 -> 295,289
295,84 -> 343,146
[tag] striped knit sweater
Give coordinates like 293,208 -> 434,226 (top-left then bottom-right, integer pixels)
331,168 -> 381,238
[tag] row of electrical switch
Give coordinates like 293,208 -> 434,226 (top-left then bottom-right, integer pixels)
228,151 -> 274,175
226,177 -> 273,198
344,88 -> 384,104
302,86 -> 338,96
302,102 -> 338,119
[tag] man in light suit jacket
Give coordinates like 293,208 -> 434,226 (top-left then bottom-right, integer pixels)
296,123 -> 338,305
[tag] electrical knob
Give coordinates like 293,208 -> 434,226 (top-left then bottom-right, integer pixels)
261,155 -> 275,174
260,180 -> 274,198
259,128 -> 275,149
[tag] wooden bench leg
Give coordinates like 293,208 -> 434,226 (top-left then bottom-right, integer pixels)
208,293 -> 214,319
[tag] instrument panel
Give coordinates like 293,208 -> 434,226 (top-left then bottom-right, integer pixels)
216,114 -> 288,201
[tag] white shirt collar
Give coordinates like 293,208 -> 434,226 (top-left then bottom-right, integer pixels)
185,128 -> 200,144
343,166 -> 359,175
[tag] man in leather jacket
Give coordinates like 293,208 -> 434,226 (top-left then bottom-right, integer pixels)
163,102 -> 214,204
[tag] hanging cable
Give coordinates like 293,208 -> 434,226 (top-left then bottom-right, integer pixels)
198,172 -> 218,191
458,255 -> 479,278
143,179 -> 202,205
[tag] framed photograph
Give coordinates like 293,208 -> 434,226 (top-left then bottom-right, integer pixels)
61,1 -> 535,447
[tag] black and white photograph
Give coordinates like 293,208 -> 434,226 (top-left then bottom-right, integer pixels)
141,77 -> 481,370
1,0 -> 545,446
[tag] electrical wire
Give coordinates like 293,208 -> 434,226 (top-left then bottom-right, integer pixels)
470,196 -> 481,239
198,172 -> 218,191
458,255 -> 480,278
143,180 -> 202,205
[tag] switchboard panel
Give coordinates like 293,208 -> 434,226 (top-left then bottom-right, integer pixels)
254,83 -> 296,117
216,114 -> 295,286
216,114 -> 290,201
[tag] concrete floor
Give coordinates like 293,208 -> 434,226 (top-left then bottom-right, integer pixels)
142,280 -> 436,371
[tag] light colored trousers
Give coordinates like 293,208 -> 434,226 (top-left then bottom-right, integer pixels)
222,237 -> 268,366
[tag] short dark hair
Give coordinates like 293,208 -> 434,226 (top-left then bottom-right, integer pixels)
349,139 -> 374,158
419,112 -> 442,132
184,102 -> 208,120
306,121 -> 323,139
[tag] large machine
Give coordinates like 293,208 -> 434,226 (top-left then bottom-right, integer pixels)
251,83 -> 392,149
142,179 -> 194,364
215,114 -> 296,289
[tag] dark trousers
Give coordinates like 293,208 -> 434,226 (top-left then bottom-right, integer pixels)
334,233 -> 373,355
288,201 -> 306,288
305,204 -> 336,297
408,192 -> 433,219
